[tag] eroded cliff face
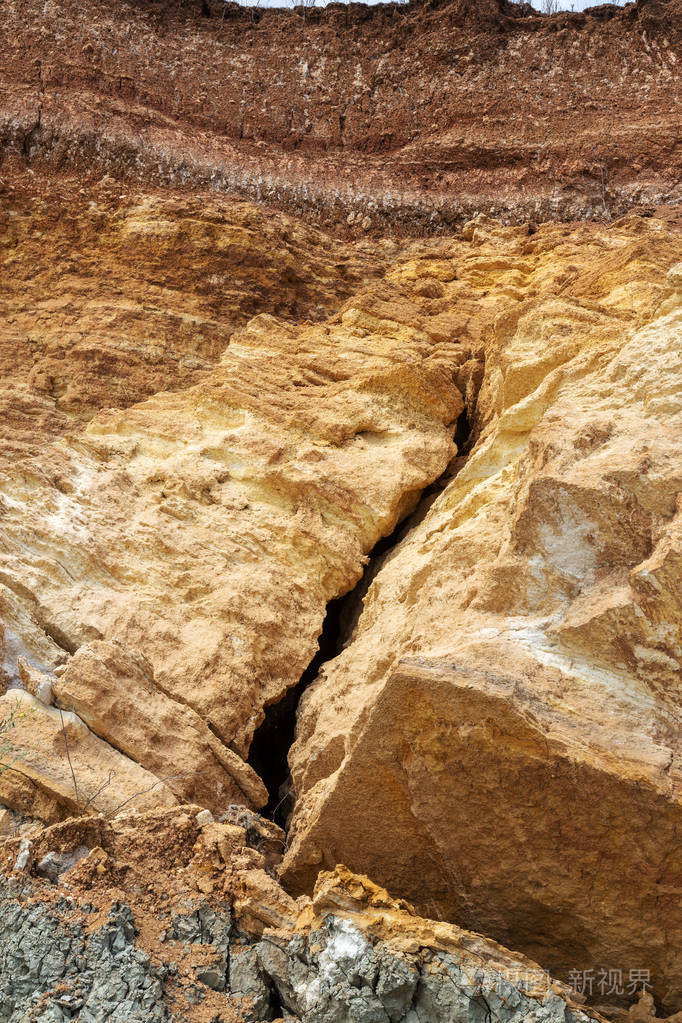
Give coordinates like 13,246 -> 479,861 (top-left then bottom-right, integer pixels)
0,177 -> 467,820
1,3 -> 681,1010
1,165 -> 680,1019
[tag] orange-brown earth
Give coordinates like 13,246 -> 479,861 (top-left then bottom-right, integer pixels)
1,0 -> 681,1020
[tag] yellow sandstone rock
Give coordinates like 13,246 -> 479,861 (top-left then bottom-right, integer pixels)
1,179 -> 681,1014
283,216 -> 682,1010
0,216 -> 464,762
0,690 -> 177,820
52,640 -> 267,813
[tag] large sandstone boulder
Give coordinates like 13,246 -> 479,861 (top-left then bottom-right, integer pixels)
283,220 -> 682,1010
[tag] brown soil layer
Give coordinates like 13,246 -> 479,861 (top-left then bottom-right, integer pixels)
1,0 -> 680,233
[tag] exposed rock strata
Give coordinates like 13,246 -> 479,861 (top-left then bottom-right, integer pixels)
256,867 -> 609,1023
1,176 -> 470,816
1,162 -> 681,1020
0,181 -> 385,465
1,0 -> 681,230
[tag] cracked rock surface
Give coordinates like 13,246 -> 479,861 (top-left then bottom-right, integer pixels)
0,894 -> 170,1023
0,811 -> 611,1023
0,7 -> 681,1012
283,218 -> 682,1010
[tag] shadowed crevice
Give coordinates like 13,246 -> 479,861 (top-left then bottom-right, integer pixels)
247,405 -> 474,829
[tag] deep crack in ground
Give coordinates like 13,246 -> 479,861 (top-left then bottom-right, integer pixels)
247,403 -> 474,829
